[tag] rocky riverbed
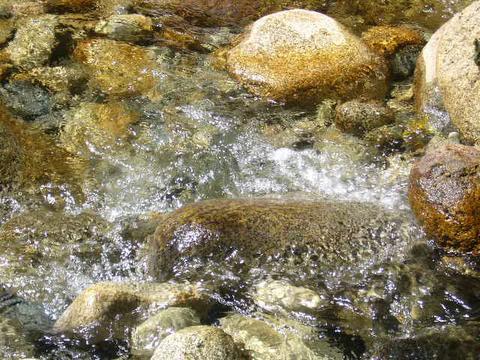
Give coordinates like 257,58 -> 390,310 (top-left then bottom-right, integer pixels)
0,0 -> 479,359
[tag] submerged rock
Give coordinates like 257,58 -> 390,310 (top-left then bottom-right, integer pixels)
253,279 -> 325,315
148,198 -> 418,282
94,14 -> 153,42
0,80 -> 53,120
73,38 -> 161,98
220,314 -> 342,360
335,100 -> 394,137
53,282 -> 209,343
151,325 -> 245,360
6,15 -> 58,70
131,307 -> 201,357
59,101 -> 139,156
0,105 -> 85,195
409,143 -> 480,255
226,10 -> 388,105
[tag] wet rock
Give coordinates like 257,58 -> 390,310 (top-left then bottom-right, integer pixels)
73,38 -> 161,98
44,0 -> 97,13
362,26 -> 425,58
415,1 -> 480,142
365,125 -> 405,153
336,0 -> 474,31
11,66 -> 86,96
0,80 -> 53,120
335,100 -> 394,137
94,14 -> 153,42
391,44 -> 423,80
148,198 -> 418,282
220,314 -> 342,360
0,105 -> 85,194
6,15 -> 58,70
151,325 -> 244,360
226,10 -> 388,105
0,19 -> 13,46
0,210 -> 110,273
409,143 -> 480,255
131,307 -> 201,357
53,282 -> 209,343
253,279 -> 325,314
435,1 -> 480,145
59,101 -> 139,156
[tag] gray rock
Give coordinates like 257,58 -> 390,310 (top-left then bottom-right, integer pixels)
391,44 -> 423,80
131,307 -> 201,357
0,80 -> 53,120
151,325 -> 244,360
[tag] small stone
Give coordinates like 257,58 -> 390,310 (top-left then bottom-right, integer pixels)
151,326 -> 244,360
335,100 -> 394,137
131,307 -> 201,357
6,15 -> 58,70
253,279 -> 325,314
94,14 -> 153,42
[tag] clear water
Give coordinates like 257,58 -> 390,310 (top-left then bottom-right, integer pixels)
0,8 -> 479,360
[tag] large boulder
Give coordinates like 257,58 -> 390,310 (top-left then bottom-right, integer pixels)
409,143 -> 480,255
225,10 -> 388,105
151,325 -> 245,360
415,1 -> 480,143
148,198 -> 418,282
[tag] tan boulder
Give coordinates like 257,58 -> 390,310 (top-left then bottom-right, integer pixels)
226,10 -> 388,105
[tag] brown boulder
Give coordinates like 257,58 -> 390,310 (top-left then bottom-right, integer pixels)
409,143 -> 480,255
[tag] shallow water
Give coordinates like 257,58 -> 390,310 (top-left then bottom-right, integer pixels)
0,5 -> 479,360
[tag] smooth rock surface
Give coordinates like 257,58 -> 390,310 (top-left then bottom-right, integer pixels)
226,10 -> 388,104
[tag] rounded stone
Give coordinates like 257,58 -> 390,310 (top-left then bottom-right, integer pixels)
131,307 -> 201,357
335,100 -> 394,137
409,143 -> 480,255
226,9 -> 388,105
151,326 -> 244,360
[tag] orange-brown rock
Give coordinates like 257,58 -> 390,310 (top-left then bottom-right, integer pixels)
409,143 -> 480,255
226,10 -> 388,105
362,25 -> 425,57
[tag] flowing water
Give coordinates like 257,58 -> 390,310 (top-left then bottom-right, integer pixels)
0,5 -> 480,360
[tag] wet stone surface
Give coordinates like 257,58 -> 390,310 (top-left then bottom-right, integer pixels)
0,1 -> 479,359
